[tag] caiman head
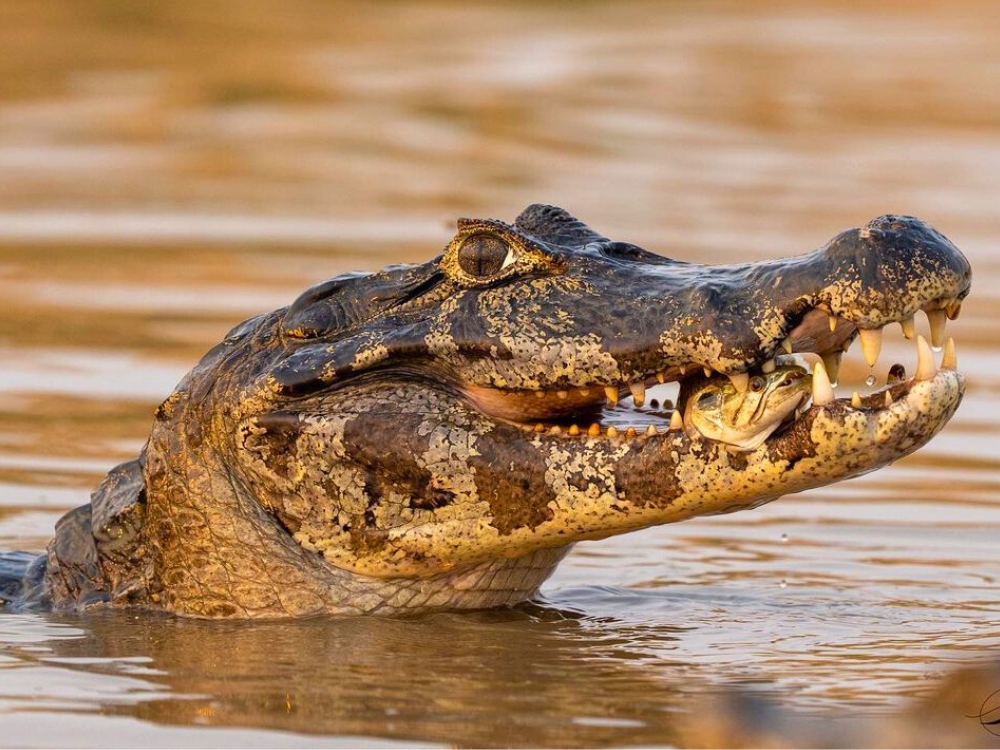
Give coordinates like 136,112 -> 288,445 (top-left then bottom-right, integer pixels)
73,205 -> 970,617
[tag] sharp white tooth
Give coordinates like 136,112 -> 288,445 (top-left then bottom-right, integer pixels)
656,371 -> 667,384
703,366 -> 712,378
884,391 -> 894,407
728,373 -> 749,392
926,309 -> 947,348
820,352 -> 842,386
535,390 -> 546,399
941,337 -> 957,371
535,423 -> 545,433
781,338 -> 794,354
604,386 -> 619,407
858,328 -> 883,367
946,300 -> 962,320
900,315 -> 916,340
646,424 -> 658,436
915,335 -> 936,381
828,313 -> 838,333
606,425 -> 619,438
679,364 -> 688,375
557,390 -> 568,400
669,410 -> 684,430
851,391 -> 863,408
568,424 -> 580,436
578,387 -> 591,397
812,360 -> 836,406
629,382 -> 646,407
549,425 -> 562,435
588,422 -> 601,437
625,426 -> 637,438
761,358 -> 776,374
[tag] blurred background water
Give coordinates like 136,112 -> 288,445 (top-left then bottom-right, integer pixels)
0,0 -> 999,747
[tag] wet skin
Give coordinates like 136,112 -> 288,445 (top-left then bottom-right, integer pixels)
0,205 -> 971,617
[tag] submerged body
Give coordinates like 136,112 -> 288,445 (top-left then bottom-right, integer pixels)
0,205 -> 971,617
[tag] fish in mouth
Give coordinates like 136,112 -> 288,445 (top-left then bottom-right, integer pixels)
0,205 -> 972,617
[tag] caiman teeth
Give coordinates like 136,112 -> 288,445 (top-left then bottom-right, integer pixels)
604,386 -> 619,407
926,308 -> 948,348
728,372 -> 749,393
900,315 -> 916,339
828,313 -> 838,333
941,337 -> 957,370
915,335 -> 937,381
851,391 -> 863,408
780,338 -> 794,355
761,358 -> 776,374
588,422 -> 601,437
811,359 -> 836,406
884,391 -> 894,406
669,410 -> 683,431
858,328 -> 883,367
945,299 -> 963,320
629,382 -> 646,407
820,351 -> 842,387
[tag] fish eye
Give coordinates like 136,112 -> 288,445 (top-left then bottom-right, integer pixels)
749,376 -> 766,392
457,234 -> 516,277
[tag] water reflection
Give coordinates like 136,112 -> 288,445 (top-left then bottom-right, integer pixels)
3,606 -> 998,747
1,608 -> 694,748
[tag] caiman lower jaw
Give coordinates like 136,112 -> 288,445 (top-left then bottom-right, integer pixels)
460,333 -> 962,446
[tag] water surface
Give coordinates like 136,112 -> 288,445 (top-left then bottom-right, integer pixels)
1,1 -> 999,746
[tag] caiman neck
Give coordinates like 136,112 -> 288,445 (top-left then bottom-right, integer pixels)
142,396 -> 568,617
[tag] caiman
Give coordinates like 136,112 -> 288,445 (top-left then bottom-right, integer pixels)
0,205 -> 971,618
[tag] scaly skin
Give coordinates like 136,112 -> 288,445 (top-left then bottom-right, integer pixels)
1,205 -> 971,617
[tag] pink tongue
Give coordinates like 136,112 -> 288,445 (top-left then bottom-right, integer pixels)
785,308 -> 856,355
461,384 -> 604,422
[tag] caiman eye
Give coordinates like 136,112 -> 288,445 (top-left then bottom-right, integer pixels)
457,234 -> 516,277
749,376 -> 766,393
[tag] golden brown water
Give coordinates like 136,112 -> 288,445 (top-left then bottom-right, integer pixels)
1,1 -> 999,746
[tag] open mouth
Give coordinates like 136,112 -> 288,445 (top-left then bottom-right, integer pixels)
461,300 -> 963,443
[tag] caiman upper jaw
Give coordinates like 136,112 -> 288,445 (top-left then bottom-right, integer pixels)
269,208 -> 970,448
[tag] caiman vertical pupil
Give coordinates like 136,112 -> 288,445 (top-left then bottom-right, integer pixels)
458,234 -> 510,277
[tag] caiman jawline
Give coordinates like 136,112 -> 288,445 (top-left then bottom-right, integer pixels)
459,327 -> 961,447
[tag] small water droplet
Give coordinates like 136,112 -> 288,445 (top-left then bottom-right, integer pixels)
780,533 -> 788,543
931,344 -> 942,353
865,374 -> 877,387
779,579 -> 787,589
